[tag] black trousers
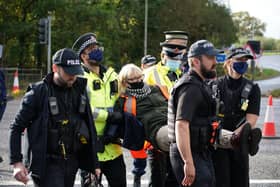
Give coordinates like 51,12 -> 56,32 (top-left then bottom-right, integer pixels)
212,148 -> 249,187
33,156 -> 79,187
81,155 -> 126,187
147,149 -> 178,187
169,143 -> 215,187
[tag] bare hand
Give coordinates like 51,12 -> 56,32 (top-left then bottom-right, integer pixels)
13,162 -> 29,185
95,168 -> 101,178
182,162 -> 195,186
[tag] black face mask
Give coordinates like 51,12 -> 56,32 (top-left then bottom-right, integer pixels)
128,81 -> 144,89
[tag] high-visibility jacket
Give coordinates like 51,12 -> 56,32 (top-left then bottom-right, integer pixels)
143,61 -> 181,92
83,65 -> 122,162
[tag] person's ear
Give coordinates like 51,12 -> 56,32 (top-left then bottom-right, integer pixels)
81,53 -> 87,62
52,64 -> 58,72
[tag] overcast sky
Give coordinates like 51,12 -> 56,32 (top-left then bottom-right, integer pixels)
229,0 -> 280,39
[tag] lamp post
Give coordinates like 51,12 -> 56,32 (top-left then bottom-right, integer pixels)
144,0 -> 148,56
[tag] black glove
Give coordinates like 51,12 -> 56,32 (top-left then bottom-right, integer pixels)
107,111 -> 124,125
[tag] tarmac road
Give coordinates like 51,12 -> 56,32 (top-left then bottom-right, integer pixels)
1,55 -> 280,186
0,97 -> 280,187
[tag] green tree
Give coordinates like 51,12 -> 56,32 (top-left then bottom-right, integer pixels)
232,11 -> 266,39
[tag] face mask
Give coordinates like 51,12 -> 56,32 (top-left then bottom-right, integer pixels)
128,81 -> 144,89
165,59 -> 181,72
88,49 -> 103,62
232,62 -> 248,74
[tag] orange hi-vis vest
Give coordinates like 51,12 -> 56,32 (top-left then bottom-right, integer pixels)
124,85 -> 169,159
123,95 -> 150,159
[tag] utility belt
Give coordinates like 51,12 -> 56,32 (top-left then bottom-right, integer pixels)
47,118 -> 90,159
189,125 -> 211,152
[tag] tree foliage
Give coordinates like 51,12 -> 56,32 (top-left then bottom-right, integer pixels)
232,11 -> 266,39
0,0 -> 237,72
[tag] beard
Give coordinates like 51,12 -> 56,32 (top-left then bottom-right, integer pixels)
200,62 -> 216,79
55,71 -> 75,88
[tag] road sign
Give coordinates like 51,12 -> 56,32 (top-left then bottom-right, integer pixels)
216,54 -> 226,63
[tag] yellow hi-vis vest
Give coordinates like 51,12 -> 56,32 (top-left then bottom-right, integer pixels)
84,66 -> 122,161
143,61 -> 181,92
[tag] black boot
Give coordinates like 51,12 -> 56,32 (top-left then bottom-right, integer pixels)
239,123 -> 251,155
0,156 -> 3,163
133,175 -> 141,187
249,128 -> 262,156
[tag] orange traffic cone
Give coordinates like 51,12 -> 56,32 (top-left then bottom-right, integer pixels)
262,95 -> 277,138
12,70 -> 20,94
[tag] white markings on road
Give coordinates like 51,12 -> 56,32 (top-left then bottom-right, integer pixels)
1,179 -> 280,186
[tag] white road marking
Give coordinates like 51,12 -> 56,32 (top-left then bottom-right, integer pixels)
1,179 -> 280,185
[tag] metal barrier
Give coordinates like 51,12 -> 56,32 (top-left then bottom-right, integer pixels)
1,67 -> 43,94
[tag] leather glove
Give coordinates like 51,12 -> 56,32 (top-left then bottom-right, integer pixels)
107,112 -> 124,125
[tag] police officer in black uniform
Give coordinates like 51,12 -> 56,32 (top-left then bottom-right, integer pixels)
9,48 -> 99,187
0,68 -> 7,163
168,40 -> 221,187
212,47 -> 262,187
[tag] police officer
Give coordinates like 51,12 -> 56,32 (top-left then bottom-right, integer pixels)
72,33 -> 126,187
168,40 -> 221,187
0,68 -> 7,163
212,47 -> 262,187
141,54 -> 157,70
144,31 -> 188,187
144,31 -> 188,91
9,48 -> 99,187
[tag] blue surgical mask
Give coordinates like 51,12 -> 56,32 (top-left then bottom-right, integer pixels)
232,61 -> 248,74
88,49 -> 103,62
165,59 -> 181,72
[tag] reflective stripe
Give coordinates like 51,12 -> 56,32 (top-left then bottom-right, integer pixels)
153,68 -> 162,85
124,96 -> 136,115
123,95 -> 148,158
92,108 -> 100,120
157,85 -> 170,100
92,107 -> 113,120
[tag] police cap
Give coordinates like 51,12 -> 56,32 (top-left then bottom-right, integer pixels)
226,47 -> 254,60
72,33 -> 99,58
52,48 -> 84,75
160,30 -> 188,48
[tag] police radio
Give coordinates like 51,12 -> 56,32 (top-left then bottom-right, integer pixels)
49,97 -> 59,115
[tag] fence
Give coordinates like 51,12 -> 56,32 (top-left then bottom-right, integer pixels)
1,67 -> 43,95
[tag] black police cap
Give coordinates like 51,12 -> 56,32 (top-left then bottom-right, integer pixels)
52,48 -> 84,75
72,33 -> 99,57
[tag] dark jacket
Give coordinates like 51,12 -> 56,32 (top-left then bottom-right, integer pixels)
114,86 -> 168,149
0,69 -> 7,120
9,73 -> 99,179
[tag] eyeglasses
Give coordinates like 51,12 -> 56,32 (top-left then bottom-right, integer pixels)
126,74 -> 144,82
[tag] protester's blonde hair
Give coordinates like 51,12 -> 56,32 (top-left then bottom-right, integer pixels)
118,63 -> 143,94
223,59 -> 231,74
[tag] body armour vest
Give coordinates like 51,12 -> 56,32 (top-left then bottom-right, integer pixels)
47,83 -> 89,158
168,74 -> 215,149
217,76 -> 253,131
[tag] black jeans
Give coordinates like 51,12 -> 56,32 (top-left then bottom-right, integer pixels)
33,155 -> 79,187
212,148 -> 249,187
132,158 -> 147,176
170,143 -> 215,187
147,149 -> 178,187
81,155 -> 126,187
